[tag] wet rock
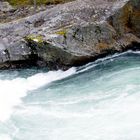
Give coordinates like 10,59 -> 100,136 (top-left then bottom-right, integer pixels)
0,0 -> 140,70
0,40 -> 38,69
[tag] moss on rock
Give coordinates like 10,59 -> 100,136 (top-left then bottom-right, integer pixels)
25,34 -> 45,48
26,34 -> 43,42
55,29 -> 67,39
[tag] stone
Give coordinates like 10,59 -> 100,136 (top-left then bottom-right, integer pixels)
0,2 -> 14,12
0,0 -> 140,70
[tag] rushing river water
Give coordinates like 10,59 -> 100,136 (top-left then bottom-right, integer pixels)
1,51 -> 140,140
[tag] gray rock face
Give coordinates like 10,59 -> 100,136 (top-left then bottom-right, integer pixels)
0,39 -> 38,69
0,2 -> 14,12
0,0 -> 140,69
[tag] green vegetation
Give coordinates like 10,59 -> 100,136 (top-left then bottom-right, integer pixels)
26,34 -> 44,43
7,0 -> 72,6
55,29 -> 67,39
25,34 -> 46,48
56,29 -> 67,35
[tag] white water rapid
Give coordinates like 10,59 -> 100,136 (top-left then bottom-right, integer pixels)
1,51 -> 140,140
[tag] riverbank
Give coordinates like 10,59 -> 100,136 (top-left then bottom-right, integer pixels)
0,0 -> 140,70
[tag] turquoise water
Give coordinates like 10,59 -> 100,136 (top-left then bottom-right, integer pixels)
1,51 -> 140,140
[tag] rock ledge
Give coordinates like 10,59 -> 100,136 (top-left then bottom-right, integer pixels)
0,0 -> 140,70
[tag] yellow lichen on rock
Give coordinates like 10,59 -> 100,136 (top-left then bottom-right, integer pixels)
55,29 -> 67,36
25,34 -> 44,46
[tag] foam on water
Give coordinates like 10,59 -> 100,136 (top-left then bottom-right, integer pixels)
0,68 -> 76,122
1,51 -> 140,140
0,134 -> 11,140
76,50 -> 133,74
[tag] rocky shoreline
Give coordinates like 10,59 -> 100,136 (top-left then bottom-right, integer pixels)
0,0 -> 140,70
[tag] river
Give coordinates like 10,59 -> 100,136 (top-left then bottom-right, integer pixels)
0,51 -> 140,140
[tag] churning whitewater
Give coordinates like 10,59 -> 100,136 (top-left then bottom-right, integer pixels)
1,51 -> 140,140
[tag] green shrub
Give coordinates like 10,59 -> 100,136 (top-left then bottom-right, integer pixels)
7,0 -> 72,6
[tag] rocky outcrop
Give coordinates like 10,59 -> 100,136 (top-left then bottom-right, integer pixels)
0,1 -> 14,12
0,39 -> 38,69
0,0 -> 140,70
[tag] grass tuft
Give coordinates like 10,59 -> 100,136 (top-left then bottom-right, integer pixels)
7,0 -> 73,6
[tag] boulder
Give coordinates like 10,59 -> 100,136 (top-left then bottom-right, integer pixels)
0,0 -> 140,69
